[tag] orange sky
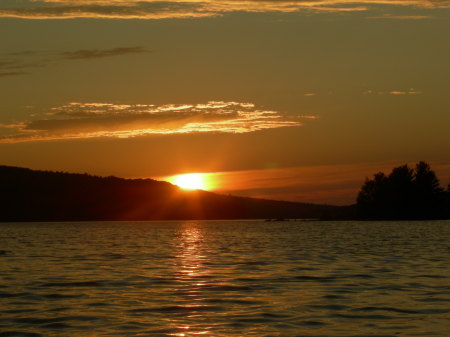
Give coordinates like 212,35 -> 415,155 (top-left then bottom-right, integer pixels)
1,0 -> 449,205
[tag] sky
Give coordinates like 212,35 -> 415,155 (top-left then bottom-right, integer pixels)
0,0 -> 449,205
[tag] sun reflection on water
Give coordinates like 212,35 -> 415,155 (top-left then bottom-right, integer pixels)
168,222 -> 212,336
176,223 -> 206,277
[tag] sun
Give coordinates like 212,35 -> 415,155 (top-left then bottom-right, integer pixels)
162,172 -> 219,191
171,173 -> 207,190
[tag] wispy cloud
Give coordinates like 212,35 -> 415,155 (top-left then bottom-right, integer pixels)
363,88 -> 423,95
0,46 -> 148,78
60,46 -> 149,60
0,58 -> 40,77
389,88 -> 423,95
0,1 -> 448,20
0,71 -> 29,77
368,14 -> 432,19
0,101 -> 306,143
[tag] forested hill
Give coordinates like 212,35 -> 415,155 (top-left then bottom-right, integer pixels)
0,165 -> 352,222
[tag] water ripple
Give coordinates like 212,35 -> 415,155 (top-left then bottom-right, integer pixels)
0,220 -> 449,336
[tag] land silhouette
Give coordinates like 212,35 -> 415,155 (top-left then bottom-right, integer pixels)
1,162 -> 448,222
357,161 -> 449,220
0,165 -> 350,222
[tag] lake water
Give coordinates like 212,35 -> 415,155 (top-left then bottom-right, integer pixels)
0,220 -> 449,337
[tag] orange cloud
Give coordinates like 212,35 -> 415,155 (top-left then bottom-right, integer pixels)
0,101 -> 305,143
363,88 -> 423,95
389,88 -> 423,95
0,1 -> 448,19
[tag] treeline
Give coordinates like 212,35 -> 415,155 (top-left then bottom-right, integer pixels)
357,161 -> 449,220
0,165 -> 349,222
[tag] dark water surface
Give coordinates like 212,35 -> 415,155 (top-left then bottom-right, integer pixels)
0,220 -> 449,336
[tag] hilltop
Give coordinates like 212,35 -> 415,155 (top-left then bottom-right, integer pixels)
0,165 -> 353,222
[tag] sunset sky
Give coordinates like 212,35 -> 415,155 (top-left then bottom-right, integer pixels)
1,0 -> 449,205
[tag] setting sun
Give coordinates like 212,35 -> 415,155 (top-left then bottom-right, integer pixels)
171,173 -> 208,190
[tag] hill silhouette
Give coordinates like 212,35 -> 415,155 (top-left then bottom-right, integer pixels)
0,165 -> 352,222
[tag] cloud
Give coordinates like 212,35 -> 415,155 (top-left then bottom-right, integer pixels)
0,46 -> 148,77
60,46 -> 149,60
389,88 -> 423,95
0,59 -> 39,77
0,59 -> 40,70
0,1 -> 448,20
0,101 -> 306,142
368,14 -> 432,19
0,2 -> 214,20
0,71 -> 29,77
6,51 -> 38,56
363,88 -> 423,95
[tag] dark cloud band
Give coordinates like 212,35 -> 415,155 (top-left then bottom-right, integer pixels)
61,47 -> 149,60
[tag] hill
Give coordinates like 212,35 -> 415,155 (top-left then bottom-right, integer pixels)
0,165 -> 353,221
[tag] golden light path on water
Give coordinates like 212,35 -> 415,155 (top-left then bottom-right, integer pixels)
170,223 -> 211,336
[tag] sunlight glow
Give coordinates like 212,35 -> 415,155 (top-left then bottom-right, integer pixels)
171,173 -> 209,190
159,172 -> 221,191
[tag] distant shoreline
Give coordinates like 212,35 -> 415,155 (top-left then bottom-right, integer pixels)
2,163 -> 448,222
0,165 -> 354,222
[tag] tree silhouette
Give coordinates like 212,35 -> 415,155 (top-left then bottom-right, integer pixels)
446,182 -> 450,219
356,172 -> 388,219
386,164 -> 415,219
357,162 -> 447,220
412,161 -> 444,219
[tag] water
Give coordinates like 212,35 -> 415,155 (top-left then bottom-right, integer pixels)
0,220 -> 449,337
